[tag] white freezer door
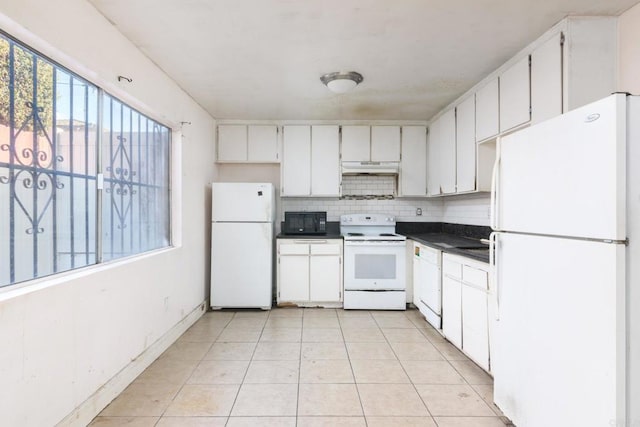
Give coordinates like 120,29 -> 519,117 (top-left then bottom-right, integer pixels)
210,222 -> 273,308
494,94 -> 626,241
492,232 -> 625,427
212,182 -> 275,222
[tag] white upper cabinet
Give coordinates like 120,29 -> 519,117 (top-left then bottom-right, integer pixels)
531,33 -> 563,125
475,78 -> 500,142
282,125 -> 311,196
217,124 -> 279,163
499,55 -> 531,132
371,126 -> 401,162
439,109 -> 457,194
247,125 -> 279,162
427,116 -> 441,196
282,125 -> 340,197
341,125 -> 370,161
341,125 -> 400,162
311,125 -> 340,197
217,125 -> 247,162
456,96 -> 476,193
399,126 -> 427,197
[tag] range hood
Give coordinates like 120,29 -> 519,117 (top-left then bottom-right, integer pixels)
341,161 -> 399,175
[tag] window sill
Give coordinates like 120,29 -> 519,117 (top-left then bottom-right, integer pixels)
0,245 -> 178,303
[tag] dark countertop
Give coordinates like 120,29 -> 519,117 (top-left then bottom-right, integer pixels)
276,232 -> 343,240
275,220 -> 491,262
277,221 -> 342,240
398,223 -> 491,263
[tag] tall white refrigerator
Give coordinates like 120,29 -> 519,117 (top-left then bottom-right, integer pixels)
210,182 -> 275,309
490,94 -> 639,426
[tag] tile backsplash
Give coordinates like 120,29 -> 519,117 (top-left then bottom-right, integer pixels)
281,196 -> 442,222
341,175 -> 396,197
281,175 -> 491,225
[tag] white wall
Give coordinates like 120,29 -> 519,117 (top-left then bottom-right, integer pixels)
618,2 -> 640,94
441,194 -> 491,226
0,1 -> 216,426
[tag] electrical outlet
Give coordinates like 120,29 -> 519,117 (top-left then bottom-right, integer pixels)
416,208 -> 422,216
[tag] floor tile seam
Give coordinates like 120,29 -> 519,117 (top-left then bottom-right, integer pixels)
341,328 -> 368,421
226,314 -> 265,419
378,322 -> 435,419
448,359 -> 491,389
415,380 -> 495,417
469,384 -> 504,417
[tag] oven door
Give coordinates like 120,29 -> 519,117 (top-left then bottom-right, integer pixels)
343,240 -> 406,290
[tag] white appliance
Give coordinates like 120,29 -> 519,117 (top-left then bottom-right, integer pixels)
210,182 -> 275,309
413,244 -> 442,328
341,214 -> 407,310
490,94 -> 640,427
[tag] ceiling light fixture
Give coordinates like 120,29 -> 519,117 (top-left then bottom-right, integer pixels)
320,71 -> 363,94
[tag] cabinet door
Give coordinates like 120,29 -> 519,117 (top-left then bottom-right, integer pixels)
371,125 -> 401,162
475,78 -> 499,142
426,117 -> 441,196
341,125 -> 370,161
531,33 -> 562,125
309,255 -> 341,302
400,126 -> 427,196
311,125 -> 340,196
456,96 -> 476,193
462,284 -> 489,371
217,125 -> 247,162
500,55 -> 531,132
279,255 -> 310,302
442,275 -> 462,348
412,245 -> 423,307
282,125 -> 311,196
439,109 -> 457,194
248,125 -> 279,162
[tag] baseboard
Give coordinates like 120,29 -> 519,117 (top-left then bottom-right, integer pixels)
56,300 -> 207,427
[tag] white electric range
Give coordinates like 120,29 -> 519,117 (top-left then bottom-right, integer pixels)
340,214 -> 407,310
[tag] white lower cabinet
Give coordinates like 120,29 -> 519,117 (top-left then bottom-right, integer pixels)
277,239 -> 343,306
442,253 -> 491,372
442,263 -> 463,348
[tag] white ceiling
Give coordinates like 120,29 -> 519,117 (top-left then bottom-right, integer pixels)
88,0 -> 638,121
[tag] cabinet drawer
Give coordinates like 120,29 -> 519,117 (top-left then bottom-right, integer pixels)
462,265 -> 489,290
310,243 -> 341,255
417,245 -> 439,264
443,258 -> 462,279
279,244 -> 310,255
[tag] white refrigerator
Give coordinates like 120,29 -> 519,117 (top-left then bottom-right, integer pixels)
490,94 -> 640,426
210,182 -> 275,309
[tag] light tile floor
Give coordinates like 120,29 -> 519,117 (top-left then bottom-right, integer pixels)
91,308 -> 511,426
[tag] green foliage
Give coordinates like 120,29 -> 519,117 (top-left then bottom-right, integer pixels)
0,36 -> 54,132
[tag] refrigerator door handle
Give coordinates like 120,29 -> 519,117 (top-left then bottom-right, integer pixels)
490,231 -> 500,321
490,138 -> 501,231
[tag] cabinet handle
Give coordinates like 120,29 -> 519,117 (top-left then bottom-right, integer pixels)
293,240 -> 327,244
490,232 -> 500,321
490,140 -> 501,230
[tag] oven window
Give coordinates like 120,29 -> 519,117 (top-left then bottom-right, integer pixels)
354,254 -> 396,279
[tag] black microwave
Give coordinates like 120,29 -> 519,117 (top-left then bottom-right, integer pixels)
283,211 -> 327,235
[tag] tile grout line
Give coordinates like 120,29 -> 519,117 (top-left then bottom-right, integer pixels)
340,310 -> 369,425
224,311 -> 264,424
153,313 -> 225,425
378,310 -> 436,423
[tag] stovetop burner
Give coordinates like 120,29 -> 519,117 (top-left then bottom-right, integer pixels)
340,213 -> 406,242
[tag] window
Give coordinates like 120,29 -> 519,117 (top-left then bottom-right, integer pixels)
0,32 -> 171,288
102,95 -> 170,261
